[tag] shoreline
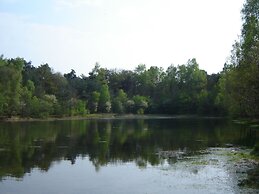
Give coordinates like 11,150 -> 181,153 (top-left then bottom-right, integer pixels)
0,114 -> 227,122
0,114 -> 117,122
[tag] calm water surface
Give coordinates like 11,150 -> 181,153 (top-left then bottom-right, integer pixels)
0,117 -> 257,194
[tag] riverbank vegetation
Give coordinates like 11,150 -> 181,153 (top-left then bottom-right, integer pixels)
0,56 -> 221,118
0,0 -> 258,119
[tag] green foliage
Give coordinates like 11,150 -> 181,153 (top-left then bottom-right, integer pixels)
125,100 -> 135,113
68,98 -> 88,116
241,0 -> 259,59
1,1 -> 258,119
0,93 -> 5,116
90,91 -> 100,113
117,89 -> 128,103
133,95 -> 148,114
251,143 -> 259,156
112,89 -> 128,113
0,57 -> 24,117
26,80 -> 35,93
98,84 -> 111,113
19,80 -> 35,117
217,0 -> 259,118
30,96 -> 50,118
0,55 -> 223,117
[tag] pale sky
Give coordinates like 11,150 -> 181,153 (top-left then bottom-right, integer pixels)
0,0 -> 244,75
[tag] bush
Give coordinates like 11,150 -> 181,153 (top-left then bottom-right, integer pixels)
69,98 -> 88,116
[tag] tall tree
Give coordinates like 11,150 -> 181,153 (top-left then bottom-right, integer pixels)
217,0 -> 259,117
98,84 -> 111,113
90,91 -> 100,113
112,89 -> 128,113
0,57 -> 24,117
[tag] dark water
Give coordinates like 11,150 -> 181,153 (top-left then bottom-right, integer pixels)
0,117 -> 257,194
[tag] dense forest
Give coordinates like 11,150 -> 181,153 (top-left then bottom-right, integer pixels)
0,0 -> 258,119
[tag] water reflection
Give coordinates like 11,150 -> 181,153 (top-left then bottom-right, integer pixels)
0,118 -> 257,179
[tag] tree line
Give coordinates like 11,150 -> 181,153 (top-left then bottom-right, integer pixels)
0,0 -> 258,119
0,56 -> 221,118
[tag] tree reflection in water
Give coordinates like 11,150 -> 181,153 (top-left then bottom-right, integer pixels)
0,118 -> 256,179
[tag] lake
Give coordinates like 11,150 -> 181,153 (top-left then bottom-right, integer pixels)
0,117 -> 258,194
